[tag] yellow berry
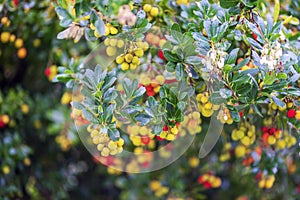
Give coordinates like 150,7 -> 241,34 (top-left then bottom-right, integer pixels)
130,63 -> 137,70
212,177 -> 222,188
278,103 -> 286,111
200,96 -> 209,104
108,141 -> 117,150
295,111 -> 300,120
101,147 -> 110,157
106,46 -> 117,56
117,138 -> 124,147
131,56 -> 140,64
150,7 -> 159,17
110,27 -> 118,35
104,38 -> 110,46
155,75 -> 165,85
166,134 -> 175,141
125,53 -> 133,63
241,136 -> 251,146
94,30 -> 101,38
2,115 -> 9,124
192,111 -> 200,119
276,140 -> 286,149
9,34 -> 16,43
143,4 -> 152,12
265,179 -> 274,189
116,55 -> 125,64
134,48 -> 144,57
17,48 -> 27,59
117,40 -> 125,48
258,179 -> 265,188
204,102 -> 212,110
121,62 -> 130,71
33,38 -> 41,47
21,104 -> 29,114
268,135 -> 276,145
15,38 -> 24,48
1,32 -> 10,43
109,38 -> 118,47
24,158 -> 31,166
189,157 -> 200,167
150,180 -> 161,191
1,17 -> 8,25
105,26 -> 110,36
235,145 -> 246,158
2,165 -> 10,174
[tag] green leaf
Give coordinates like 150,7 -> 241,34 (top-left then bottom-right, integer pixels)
264,72 -> 277,85
274,0 -> 280,23
82,109 -> 99,124
247,37 -> 263,50
185,56 -> 202,65
219,0 -> 239,8
271,96 -> 285,108
175,63 -> 185,81
165,62 -> 176,72
95,19 -> 105,36
226,48 -> 239,65
163,50 -> 181,62
133,87 -> 146,98
277,72 -> 288,79
135,114 -> 152,126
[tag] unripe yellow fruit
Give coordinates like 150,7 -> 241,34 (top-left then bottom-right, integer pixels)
33,38 -> 41,47
131,56 -> 140,64
117,40 -> 125,48
117,138 -> 124,146
267,135 -> 276,145
143,4 -> 152,12
155,75 -> 165,84
200,96 -> 209,104
108,141 -> 117,150
258,179 -> 265,188
106,46 -> 117,56
94,30 -> 101,38
1,17 -> 8,25
241,136 -> 251,146
109,27 -> 118,35
150,7 -> 159,17
2,165 -> 10,174
9,34 -> 16,43
235,145 -> 246,158
121,62 -> 129,71
15,38 -> 24,48
17,48 -> 27,59
189,156 -> 200,167
109,38 -> 118,47
265,179 -> 274,189
204,102 -> 212,110
276,139 -> 286,149
101,147 -> 110,157
166,134 -> 175,141
104,38 -> 110,46
130,63 -> 137,70
150,180 -> 161,191
21,104 -> 29,114
125,53 -> 133,63
134,48 -> 144,57
192,111 -> 200,119
2,115 -> 9,124
116,55 -> 125,64
1,32 -> 10,43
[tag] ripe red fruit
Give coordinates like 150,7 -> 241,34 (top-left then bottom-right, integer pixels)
141,161 -> 150,168
287,109 -> 296,118
147,90 -> 155,96
252,33 -> 258,40
175,122 -> 180,127
158,50 -> 165,60
145,85 -> 153,91
203,182 -> 212,189
261,132 -> 269,143
13,0 -> 18,6
239,111 -> 244,118
44,68 -> 51,76
0,120 -> 4,128
197,175 -> 204,184
162,125 -> 168,131
141,136 -> 150,145
269,127 -> 276,135
262,126 -> 268,133
156,135 -> 164,141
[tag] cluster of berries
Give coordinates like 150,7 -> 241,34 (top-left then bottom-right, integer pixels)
104,38 -> 125,56
179,111 -> 202,136
44,65 -> 58,81
256,173 -> 276,189
143,4 -> 159,21
231,122 -> 256,146
219,143 -> 232,162
88,125 -> 124,157
0,31 -> 27,59
116,41 -> 148,71
196,92 -> 220,117
139,74 -> 165,96
159,123 -> 179,141
0,114 -> 10,128
149,180 -> 169,197
55,135 -> 72,151
70,108 -> 89,126
133,147 -> 153,168
127,125 -> 155,147
197,173 -> 222,189
91,23 -> 118,38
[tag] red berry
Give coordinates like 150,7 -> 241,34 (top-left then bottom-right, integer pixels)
158,50 -> 165,60
0,120 -> 4,128
145,85 -> 153,91
297,185 -> 300,193
141,161 -> 150,168
239,111 -> 244,118
45,68 -> 51,76
252,33 -> 258,40
269,127 -> 276,135
162,125 -> 168,131
203,182 -> 212,189
262,126 -> 268,133
141,136 -> 150,145
156,135 -> 164,141
197,175 -> 204,184
147,91 -> 155,96
261,132 -> 269,143
175,122 -> 180,127
255,172 -> 262,180
13,0 -> 18,6
287,109 -> 296,118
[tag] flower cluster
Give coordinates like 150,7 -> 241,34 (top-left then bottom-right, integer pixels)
260,41 -> 283,71
201,47 -> 227,73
